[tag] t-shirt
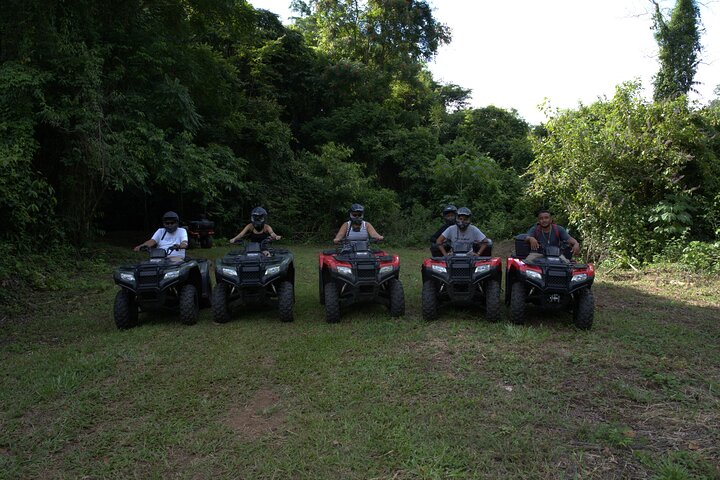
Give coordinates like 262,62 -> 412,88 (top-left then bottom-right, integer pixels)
441,225 -> 486,250
526,224 -> 570,249
151,227 -> 188,258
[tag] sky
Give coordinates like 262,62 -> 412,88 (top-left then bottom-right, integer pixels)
248,0 -> 720,124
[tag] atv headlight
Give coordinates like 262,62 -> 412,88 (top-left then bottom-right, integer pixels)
163,270 -> 180,281
336,266 -> 353,277
571,273 -> 588,283
120,272 -> 135,282
431,264 -> 447,274
525,270 -> 542,281
379,265 -> 394,275
265,265 -> 281,276
221,267 -> 238,277
474,264 -> 491,275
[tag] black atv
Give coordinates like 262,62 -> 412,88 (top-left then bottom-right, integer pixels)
212,239 -> 295,323
318,239 -> 405,323
112,246 -> 212,329
505,234 -> 595,329
420,240 -> 502,322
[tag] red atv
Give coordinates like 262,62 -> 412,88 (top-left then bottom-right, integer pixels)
318,239 -> 405,323
186,216 -> 215,249
420,240 -> 502,322
505,234 -> 595,329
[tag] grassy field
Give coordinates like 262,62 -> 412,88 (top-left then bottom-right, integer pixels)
1,241 -> 719,479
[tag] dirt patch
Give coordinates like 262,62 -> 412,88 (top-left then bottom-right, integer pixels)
222,387 -> 286,441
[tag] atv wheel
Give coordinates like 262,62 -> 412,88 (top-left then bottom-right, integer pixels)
179,284 -> 199,325
278,281 -> 294,323
200,236 -> 213,249
324,282 -> 340,323
212,283 -> 231,324
573,288 -> 594,330
188,238 -> 199,249
421,280 -> 439,321
388,278 -> 405,317
484,279 -> 501,323
509,281 -> 526,324
114,289 -> 138,329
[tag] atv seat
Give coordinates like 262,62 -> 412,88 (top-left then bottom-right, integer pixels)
513,234 -> 530,259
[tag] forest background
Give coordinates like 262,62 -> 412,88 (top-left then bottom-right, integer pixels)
2,0 -> 719,294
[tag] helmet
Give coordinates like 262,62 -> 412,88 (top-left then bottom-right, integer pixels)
456,207 -> 472,231
250,207 -> 267,230
442,204 -> 458,225
162,211 -> 180,233
349,203 -> 364,225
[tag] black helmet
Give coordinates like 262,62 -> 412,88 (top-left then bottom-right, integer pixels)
250,207 -> 267,230
456,207 -> 472,231
442,204 -> 458,225
349,203 -> 364,225
162,211 -> 180,233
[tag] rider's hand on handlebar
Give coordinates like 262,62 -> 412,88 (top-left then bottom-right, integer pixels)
528,237 -> 540,250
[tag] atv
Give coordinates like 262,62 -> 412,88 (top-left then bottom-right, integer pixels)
421,240 -> 502,322
112,246 -> 212,329
186,217 -> 215,249
318,239 -> 404,323
505,234 -> 595,329
212,239 -> 295,323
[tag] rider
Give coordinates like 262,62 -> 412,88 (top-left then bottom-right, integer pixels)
430,204 -> 457,257
435,207 -> 488,256
229,207 -> 281,255
333,203 -> 384,244
133,211 -> 188,260
524,209 -> 580,263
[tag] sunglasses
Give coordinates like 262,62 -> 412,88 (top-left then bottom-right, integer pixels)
351,212 -> 363,217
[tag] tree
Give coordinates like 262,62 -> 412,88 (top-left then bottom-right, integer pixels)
291,0 -> 450,77
651,0 -> 702,101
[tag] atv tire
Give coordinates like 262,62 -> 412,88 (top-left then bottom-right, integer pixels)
212,283 -> 231,324
114,289 -> 138,329
324,282 -> 340,323
388,278 -> 405,317
188,238 -> 199,250
421,280 -> 439,321
573,288 -> 594,330
200,236 -> 213,249
278,281 -> 294,323
484,279 -> 501,323
179,284 -> 199,325
509,281 -> 526,324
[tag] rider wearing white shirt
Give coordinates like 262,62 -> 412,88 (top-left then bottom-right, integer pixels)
134,211 -> 188,259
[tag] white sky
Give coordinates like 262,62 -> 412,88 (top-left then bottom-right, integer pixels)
248,0 -> 720,124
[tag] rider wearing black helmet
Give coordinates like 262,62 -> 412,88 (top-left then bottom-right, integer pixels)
333,203 -> 384,244
229,207 -> 281,253
430,204 -> 458,256
134,211 -> 189,259
436,207 -> 488,256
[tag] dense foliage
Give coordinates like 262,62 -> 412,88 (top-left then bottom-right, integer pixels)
0,0 -> 530,249
528,82 -> 720,262
1,0 -> 718,280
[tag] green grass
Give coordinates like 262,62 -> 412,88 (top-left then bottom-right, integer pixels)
1,242 -> 719,479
